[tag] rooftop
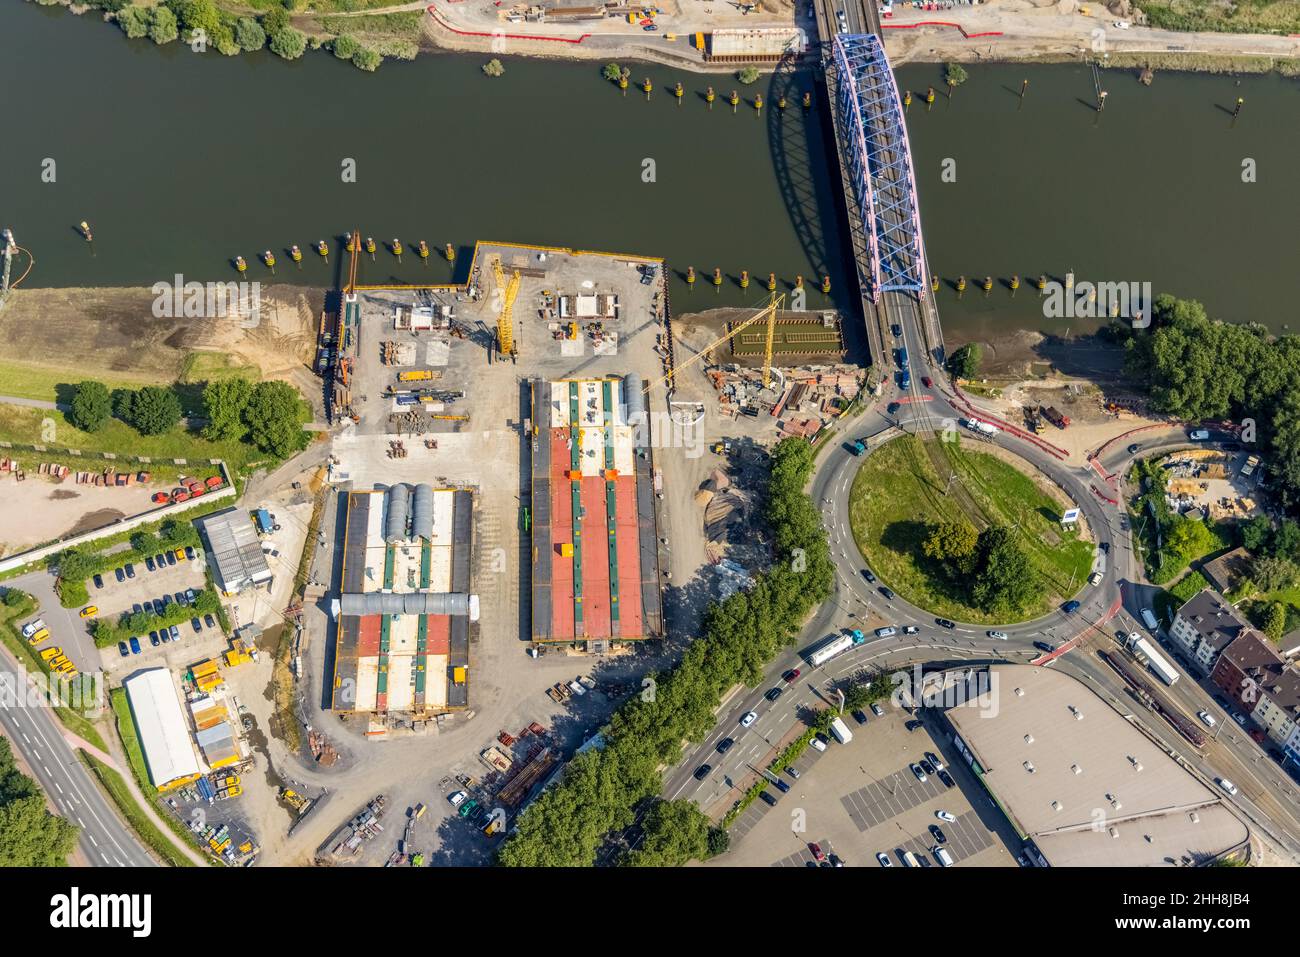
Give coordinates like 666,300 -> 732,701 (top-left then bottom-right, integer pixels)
1217,631 -> 1300,716
1175,588 -> 1251,652
124,668 -> 202,789
945,665 -> 1248,867
197,508 -> 272,593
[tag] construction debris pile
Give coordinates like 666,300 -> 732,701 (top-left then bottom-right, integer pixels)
326,794 -> 389,860
1159,449 -> 1260,521
694,469 -> 753,564
705,363 -> 864,439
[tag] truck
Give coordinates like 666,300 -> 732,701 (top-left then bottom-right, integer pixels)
397,370 -> 433,382
1126,632 -> 1179,687
846,438 -> 866,456
1140,607 -> 1159,631
807,633 -> 854,668
964,418 -> 1000,438
255,508 -> 274,535
1241,454 -> 1261,478
829,716 -> 854,745
1040,405 -> 1070,429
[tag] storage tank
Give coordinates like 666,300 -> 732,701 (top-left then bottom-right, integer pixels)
384,483 -> 410,543
623,374 -> 646,425
411,483 -> 434,542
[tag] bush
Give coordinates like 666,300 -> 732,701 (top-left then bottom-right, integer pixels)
68,381 -> 112,433
948,342 -> 982,379
117,386 -> 182,436
482,58 -> 505,77
150,6 -> 179,44
352,46 -> 382,72
117,6 -> 151,39
234,16 -> 265,51
268,25 -> 306,60
737,67 -> 761,84
333,33 -> 359,59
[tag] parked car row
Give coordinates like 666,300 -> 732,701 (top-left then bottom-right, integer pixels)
94,546 -> 197,592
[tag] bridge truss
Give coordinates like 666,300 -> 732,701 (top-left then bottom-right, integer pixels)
830,33 -> 926,301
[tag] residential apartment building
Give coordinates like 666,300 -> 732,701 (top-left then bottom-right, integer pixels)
1169,589 -> 1249,676
1211,630 -> 1300,748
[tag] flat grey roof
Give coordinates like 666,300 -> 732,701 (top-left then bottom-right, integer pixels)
198,509 -> 272,592
946,665 -> 1248,867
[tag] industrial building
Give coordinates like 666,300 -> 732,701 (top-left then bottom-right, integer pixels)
702,27 -> 807,63
123,669 -> 203,792
197,508 -> 273,594
528,375 -> 664,649
330,485 -> 476,719
941,665 -> 1250,867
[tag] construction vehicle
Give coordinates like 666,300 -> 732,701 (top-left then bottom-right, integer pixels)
711,441 -> 732,454
398,369 -> 434,382
492,255 -> 521,359
1040,405 -> 1070,429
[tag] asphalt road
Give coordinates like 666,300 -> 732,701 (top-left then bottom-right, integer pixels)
0,644 -> 156,867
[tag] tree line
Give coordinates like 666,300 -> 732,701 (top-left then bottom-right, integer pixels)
920,520 -> 1038,615
0,738 -> 79,866
498,438 -> 834,867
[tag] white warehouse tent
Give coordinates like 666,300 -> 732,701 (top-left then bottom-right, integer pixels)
123,668 -> 202,790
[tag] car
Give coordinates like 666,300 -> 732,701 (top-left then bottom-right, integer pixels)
890,324 -> 901,336
1062,600 -> 1081,614
716,738 -> 734,754
185,588 -> 196,603
125,563 -> 135,579
114,567 -> 125,583
1127,443 -> 1141,455
828,853 -> 844,867
1113,19 -> 1130,28
936,810 -> 955,822
145,556 -> 156,572
921,376 -> 933,388
1197,710 -> 1217,728
447,790 -> 468,807
1217,778 -> 1238,796
765,687 -> 783,702
128,636 -> 141,655
919,759 -> 936,776
870,702 -> 884,717
155,552 -> 167,568
886,402 -> 901,414
165,551 -> 177,566
118,641 -> 130,658
810,736 -> 828,753
1099,541 -> 1110,554
1033,640 -> 1055,653
933,846 -> 954,867
938,769 -> 956,788
160,628 -> 171,643
929,824 -> 947,844
875,626 -> 897,638
910,763 -> 928,782
879,586 -> 895,601
457,799 -> 478,819
169,625 -> 180,641
693,765 -> 711,781
1233,712 -> 1247,727
936,618 -> 955,629
175,591 -> 187,606
191,617 -> 203,633
79,606 -> 98,619
149,631 -> 160,647
905,718 -> 924,732
759,790 -> 778,806
93,573 -> 104,589
987,630 -> 1008,640
784,668 -> 801,683
204,614 -> 216,629
773,777 -> 791,793
852,709 -> 869,725
1189,429 -> 1210,441
161,595 -> 173,608
174,548 -> 187,563
902,625 -> 918,635
876,852 -> 893,868
809,841 -> 825,861
740,711 -> 757,727
925,751 -> 945,771
185,546 -> 196,561
861,568 -> 876,584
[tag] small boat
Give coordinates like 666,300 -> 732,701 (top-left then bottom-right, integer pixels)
79,221 -> 93,241
290,245 -> 303,262
234,255 -> 247,273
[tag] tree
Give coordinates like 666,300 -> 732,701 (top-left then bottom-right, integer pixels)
969,526 -> 1038,615
333,33 -> 359,60
241,381 -> 309,458
944,62 -> 968,90
947,342 -> 981,380
233,16 -> 264,51
1259,600 -> 1288,641
2,588 -> 28,609
202,377 -> 253,442
921,521 -> 978,563
150,6 -> 179,44
602,62 -> 622,82
482,58 -> 505,77
268,25 -> 307,60
1241,515 -> 1273,553
1271,520 -> 1300,563
117,6 -> 151,38
262,6 -> 289,36
352,46 -> 382,72
706,826 -> 729,858
1250,555 -> 1300,594
737,67 -> 761,84
0,740 -> 78,867
68,381 -> 112,433
621,799 -> 712,867
119,386 -> 182,436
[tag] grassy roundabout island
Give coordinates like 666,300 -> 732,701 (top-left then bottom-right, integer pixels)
847,435 -> 1095,624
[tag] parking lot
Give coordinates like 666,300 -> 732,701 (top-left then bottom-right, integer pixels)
716,703 -> 1019,868
88,551 -> 217,671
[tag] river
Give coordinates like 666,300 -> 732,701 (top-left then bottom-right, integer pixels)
3,1 -> 1298,342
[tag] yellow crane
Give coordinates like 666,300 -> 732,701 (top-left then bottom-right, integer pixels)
492,255 -> 521,358
646,291 -> 783,394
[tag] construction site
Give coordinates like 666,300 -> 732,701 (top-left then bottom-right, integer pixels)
1155,447 -> 1264,522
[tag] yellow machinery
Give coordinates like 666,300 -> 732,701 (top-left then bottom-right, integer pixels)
492,255 -> 521,358
646,291 -> 783,393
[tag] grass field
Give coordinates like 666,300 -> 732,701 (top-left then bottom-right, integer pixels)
77,752 -> 194,868
0,358 -> 155,405
848,435 -> 1094,623
178,352 -> 260,385
1141,0 -> 1300,34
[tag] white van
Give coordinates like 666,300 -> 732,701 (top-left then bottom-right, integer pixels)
1189,429 -> 1210,441
1140,608 -> 1159,631
933,846 -> 954,867
901,851 -> 919,868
